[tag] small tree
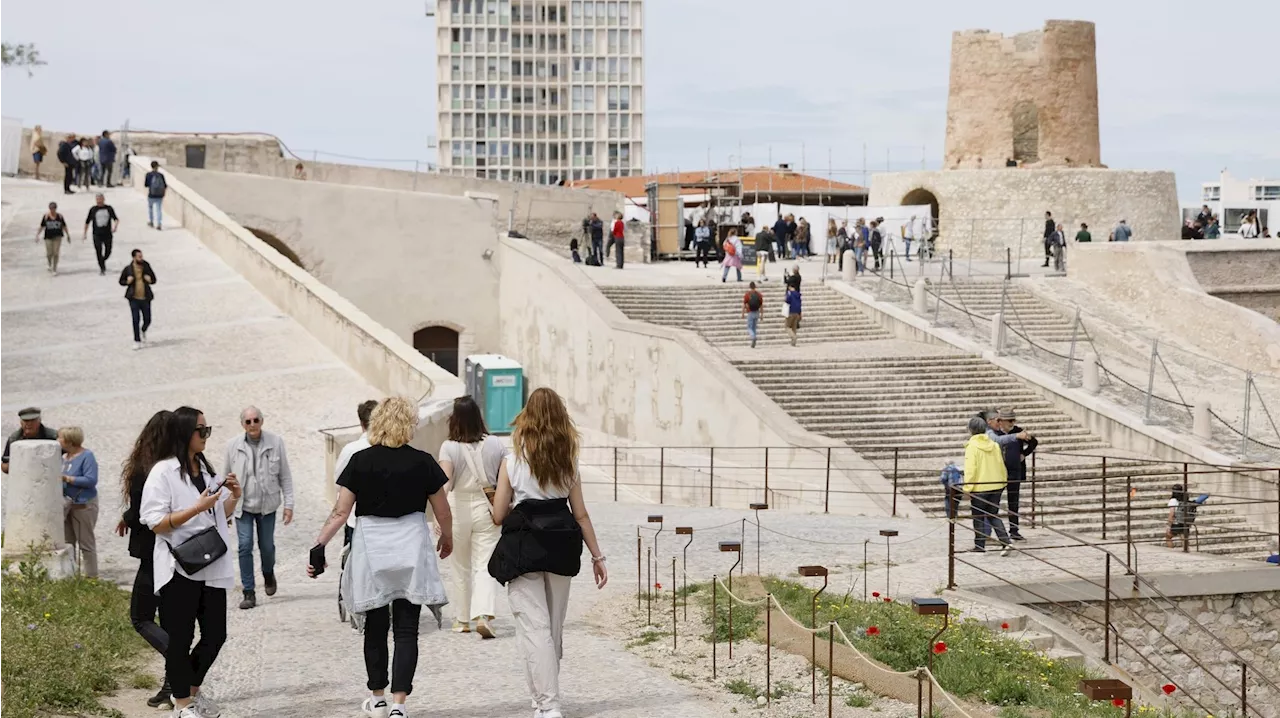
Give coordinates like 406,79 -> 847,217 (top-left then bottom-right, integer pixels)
1,42 -> 47,77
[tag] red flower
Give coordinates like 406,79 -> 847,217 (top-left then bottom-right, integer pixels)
1000,622 -> 1010,630
655,583 -> 662,589
1112,699 -> 1125,707
883,597 -> 892,603
872,591 -> 881,598
866,626 -> 880,636
933,641 -> 947,654
1161,684 -> 1176,695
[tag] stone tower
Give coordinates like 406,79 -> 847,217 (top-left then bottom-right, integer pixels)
944,20 -> 1101,169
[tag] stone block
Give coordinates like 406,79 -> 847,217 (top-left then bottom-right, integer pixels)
0,440 -> 65,557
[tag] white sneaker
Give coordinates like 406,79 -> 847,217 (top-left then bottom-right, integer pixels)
133,342 -> 142,351
174,705 -> 201,718
539,710 -> 564,718
193,692 -> 221,717
362,696 -> 389,718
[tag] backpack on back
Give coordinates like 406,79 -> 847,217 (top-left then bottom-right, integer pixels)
1174,500 -> 1198,526
746,291 -> 762,311
148,172 -> 167,195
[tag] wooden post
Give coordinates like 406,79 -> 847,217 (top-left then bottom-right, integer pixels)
824,447 -> 832,514
766,594 -> 772,705
672,557 -> 677,651
892,447 -> 899,517
712,575 -> 718,678
659,447 -> 665,505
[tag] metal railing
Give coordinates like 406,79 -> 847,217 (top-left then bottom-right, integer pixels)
582,444 -> 1280,559
943,502 -> 1280,717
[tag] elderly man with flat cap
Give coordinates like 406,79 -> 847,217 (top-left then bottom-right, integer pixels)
2,407 -> 60,474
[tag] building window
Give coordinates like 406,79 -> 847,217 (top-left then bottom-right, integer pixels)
607,2 -> 617,23
572,29 -> 582,53
619,86 -> 630,110
572,0 -> 582,19
1203,185 -> 1221,201
584,28 -> 595,52
608,57 -> 618,81
571,86 -> 583,111
1253,185 -> 1280,201
584,1 -> 593,20
608,113 -> 618,138
451,113 -> 462,135
619,1 -> 629,25
584,86 -> 595,111
619,113 -> 629,138
452,141 -> 462,161
607,86 -> 618,111
572,57 -> 582,78
620,57 -> 630,81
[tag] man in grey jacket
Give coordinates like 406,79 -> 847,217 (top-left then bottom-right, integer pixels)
225,405 -> 294,610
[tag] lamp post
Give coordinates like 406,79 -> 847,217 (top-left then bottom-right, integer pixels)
720,541 -> 742,659
880,529 -> 899,598
912,597 -> 949,717
648,514 -> 664,585
749,502 -> 768,574
676,526 -> 694,621
800,565 -> 829,704
648,514 -> 663,624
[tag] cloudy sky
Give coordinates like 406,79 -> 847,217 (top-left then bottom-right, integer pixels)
3,0 -> 1276,201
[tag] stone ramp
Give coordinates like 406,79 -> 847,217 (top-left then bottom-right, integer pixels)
1,179 -> 728,718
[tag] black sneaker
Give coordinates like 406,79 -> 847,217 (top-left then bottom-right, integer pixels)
967,546 -> 986,553
146,679 -> 173,708
263,572 -> 277,597
239,590 -> 257,610
1010,534 -> 1026,542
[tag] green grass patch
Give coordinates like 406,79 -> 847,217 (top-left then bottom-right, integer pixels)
1,557 -> 146,718
627,629 -> 670,648
764,577 -> 1125,718
702,579 -> 762,643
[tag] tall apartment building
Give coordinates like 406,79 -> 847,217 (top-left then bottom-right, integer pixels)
434,0 -> 644,184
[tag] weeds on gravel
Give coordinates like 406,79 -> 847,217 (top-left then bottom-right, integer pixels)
2,550 -> 144,718
845,692 -> 873,707
702,580 -> 761,643
627,629 -> 670,648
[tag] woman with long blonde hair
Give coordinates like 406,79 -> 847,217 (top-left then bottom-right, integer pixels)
489,388 -> 607,718
310,396 -> 453,718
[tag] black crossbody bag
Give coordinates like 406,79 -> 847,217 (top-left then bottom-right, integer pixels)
168,466 -> 228,574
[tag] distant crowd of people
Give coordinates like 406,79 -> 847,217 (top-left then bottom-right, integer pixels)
29,125 -> 133,194
1184,205 -> 1268,239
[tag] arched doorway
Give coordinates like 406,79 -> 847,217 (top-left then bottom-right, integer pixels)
901,188 -> 939,225
413,326 -> 460,376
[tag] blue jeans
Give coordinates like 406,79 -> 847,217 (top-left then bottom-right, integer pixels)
746,311 -> 759,342
903,238 -> 913,259
128,298 -> 152,342
236,511 -> 277,591
854,247 -> 867,273
721,265 -> 742,282
147,196 -> 164,226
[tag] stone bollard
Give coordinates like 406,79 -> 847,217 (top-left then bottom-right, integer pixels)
1194,401 -> 1212,440
1083,353 -> 1101,395
2,440 -> 75,578
991,311 -> 1006,353
841,250 -> 855,281
913,279 -> 928,314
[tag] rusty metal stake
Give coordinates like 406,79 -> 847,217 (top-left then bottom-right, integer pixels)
766,594 -> 772,705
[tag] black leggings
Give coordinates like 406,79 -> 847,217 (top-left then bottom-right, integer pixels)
364,599 -> 422,695
131,557 -> 168,655
159,574 -> 227,700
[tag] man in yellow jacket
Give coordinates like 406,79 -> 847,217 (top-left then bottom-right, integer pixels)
963,416 -> 1013,555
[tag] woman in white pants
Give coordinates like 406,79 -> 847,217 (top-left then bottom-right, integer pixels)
438,396 -> 507,637
489,388 -> 608,718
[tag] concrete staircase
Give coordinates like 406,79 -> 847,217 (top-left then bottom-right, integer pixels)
600,283 -> 892,347
926,279 -> 1078,343
599,283 -> 1270,558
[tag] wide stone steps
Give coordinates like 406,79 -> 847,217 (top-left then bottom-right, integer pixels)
601,282 -> 1269,558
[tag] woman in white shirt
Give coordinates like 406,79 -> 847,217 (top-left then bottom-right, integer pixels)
140,406 -> 240,718
489,388 -> 607,718
438,396 -> 507,637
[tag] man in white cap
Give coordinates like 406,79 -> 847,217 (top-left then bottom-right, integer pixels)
2,407 -> 59,474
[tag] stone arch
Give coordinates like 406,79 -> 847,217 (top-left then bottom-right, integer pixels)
245,227 -> 306,269
1011,100 -> 1040,164
900,188 -> 940,227
412,324 -> 461,376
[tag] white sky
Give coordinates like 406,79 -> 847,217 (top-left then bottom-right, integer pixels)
3,0 -> 1277,201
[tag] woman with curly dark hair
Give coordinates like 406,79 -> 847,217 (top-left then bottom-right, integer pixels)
115,409 -> 174,709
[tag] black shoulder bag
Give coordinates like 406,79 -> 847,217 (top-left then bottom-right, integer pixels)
168,466 -> 228,574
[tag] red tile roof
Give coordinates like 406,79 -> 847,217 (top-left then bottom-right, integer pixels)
570,167 -> 865,197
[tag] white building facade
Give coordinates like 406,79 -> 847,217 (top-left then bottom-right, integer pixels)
1186,170 -> 1278,235
435,0 -> 644,184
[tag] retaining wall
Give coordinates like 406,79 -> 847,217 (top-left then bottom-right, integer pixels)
127,155 -> 463,401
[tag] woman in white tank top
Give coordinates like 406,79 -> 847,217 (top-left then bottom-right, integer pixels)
489,388 -> 606,718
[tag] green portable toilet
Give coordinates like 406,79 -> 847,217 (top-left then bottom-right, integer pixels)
464,354 -> 525,435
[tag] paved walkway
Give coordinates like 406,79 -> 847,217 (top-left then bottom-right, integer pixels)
0,178 -> 731,718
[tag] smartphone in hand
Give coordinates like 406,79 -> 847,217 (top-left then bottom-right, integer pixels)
308,545 -> 326,578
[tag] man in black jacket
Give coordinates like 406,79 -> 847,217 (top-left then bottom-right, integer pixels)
57,134 -> 77,194
119,249 -> 157,349
84,194 -> 120,275
991,409 -> 1037,539
1041,211 -> 1055,267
